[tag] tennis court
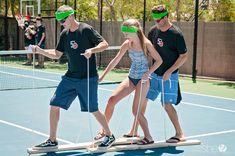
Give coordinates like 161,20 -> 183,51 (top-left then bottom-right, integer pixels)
0,53 -> 235,156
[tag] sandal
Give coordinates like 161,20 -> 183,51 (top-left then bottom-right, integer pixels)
123,134 -> 140,138
137,137 -> 154,145
94,132 -> 105,140
166,136 -> 186,143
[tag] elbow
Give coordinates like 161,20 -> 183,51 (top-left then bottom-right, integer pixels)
103,40 -> 109,49
159,58 -> 163,65
182,53 -> 188,61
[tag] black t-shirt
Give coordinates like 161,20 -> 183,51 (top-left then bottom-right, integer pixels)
56,22 -> 104,79
35,25 -> 45,46
148,24 -> 187,76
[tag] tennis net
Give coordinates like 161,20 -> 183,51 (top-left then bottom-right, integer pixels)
0,50 -> 59,91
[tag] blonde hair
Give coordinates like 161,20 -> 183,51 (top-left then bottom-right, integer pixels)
122,19 -> 149,57
57,5 -> 73,12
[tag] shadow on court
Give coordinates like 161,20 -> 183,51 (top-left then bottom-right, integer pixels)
40,147 -> 184,156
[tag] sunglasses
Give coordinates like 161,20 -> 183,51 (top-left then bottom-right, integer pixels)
59,16 -> 69,24
155,16 -> 165,23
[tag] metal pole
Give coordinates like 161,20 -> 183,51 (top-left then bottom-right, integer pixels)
55,0 -> 58,46
38,0 -> 41,15
192,0 -> 199,83
99,0 -> 103,67
74,0 -> 76,19
4,0 -> 9,50
143,0 -> 146,34
20,0 -> 22,15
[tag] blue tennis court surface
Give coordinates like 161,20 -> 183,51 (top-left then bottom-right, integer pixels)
1,66 -> 235,156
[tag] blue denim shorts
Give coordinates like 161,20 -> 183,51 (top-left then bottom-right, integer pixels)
50,75 -> 98,112
147,72 -> 179,104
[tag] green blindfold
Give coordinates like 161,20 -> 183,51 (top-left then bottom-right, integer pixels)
55,10 -> 75,21
151,10 -> 168,19
121,26 -> 139,33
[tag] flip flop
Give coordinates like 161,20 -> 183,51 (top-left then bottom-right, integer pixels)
123,134 -> 140,138
166,136 -> 186,143
137,137 -> 154,145
94,132 -> 105,140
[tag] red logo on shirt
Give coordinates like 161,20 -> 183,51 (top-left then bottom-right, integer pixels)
157,38 -> 164,47
70,41 -> 78,49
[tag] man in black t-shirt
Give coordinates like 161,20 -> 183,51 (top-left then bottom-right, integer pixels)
31,5 -> 115,149
146,4 -> 188,143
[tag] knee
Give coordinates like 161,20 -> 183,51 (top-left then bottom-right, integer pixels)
163,104 -> 175,112
107,96 -> 118,108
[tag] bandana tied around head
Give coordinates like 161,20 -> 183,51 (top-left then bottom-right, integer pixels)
151,5 -> 169,19
55,10 -> 75,21
121,26 -> 139,33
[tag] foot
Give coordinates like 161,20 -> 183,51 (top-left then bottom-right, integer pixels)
166,136 -> 186,143
94,131 -> 105,140
123,134 -> 140,138
35,64 -> 45,69
98,134 -> 115,149
32,139 -> 58,150
23,62 -> 32,66
137,137 -> 154,145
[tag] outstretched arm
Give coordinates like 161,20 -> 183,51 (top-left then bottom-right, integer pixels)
99,41 -> 129,82
32,45 -> 63,60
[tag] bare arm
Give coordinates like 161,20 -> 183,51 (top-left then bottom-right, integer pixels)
82,40 -> 109,59
146,41 -> 163,75
32,45 -> 63,60
99,41 -> 129,82
163,52 -> 188,80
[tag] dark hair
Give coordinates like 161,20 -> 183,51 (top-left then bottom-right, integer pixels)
152,4 -> 169,17
36,16 -> 42,21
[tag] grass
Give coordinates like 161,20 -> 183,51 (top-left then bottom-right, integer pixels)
1,58 -> 234,99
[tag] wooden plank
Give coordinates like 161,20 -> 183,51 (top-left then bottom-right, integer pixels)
87,139 -> 201,153
27,137 -> 141,154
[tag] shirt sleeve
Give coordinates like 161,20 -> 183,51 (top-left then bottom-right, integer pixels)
86,27 -> 104,45
56,31 -> 65,53
176,32 -> 187,54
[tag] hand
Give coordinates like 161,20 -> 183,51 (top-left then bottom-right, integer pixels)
98,75 -> 104,83
141,72 -> 150,83
82,49 -> 92,59
31,45 -> 40,54
163,70 -> 172,81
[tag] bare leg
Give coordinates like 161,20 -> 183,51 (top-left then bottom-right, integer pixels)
164,104 -> 184,138
49,106 -> 60,141
98,78 -> 135,135
38,54 -> 44,66
133,81 -> 153,141
92,111 -> 112,136
27,54 -> 32,63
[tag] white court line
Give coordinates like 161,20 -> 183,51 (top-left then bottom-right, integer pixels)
185,129 -> 235,139
99,87 -> 235,113
0,71 -> 59,83
0,119 -> 73,144
2,66 -> 234,101
1,70 -> 234,113
1,119 -> 235,145
0,65 -> 63,75
182,102 -> 235,113
183,92 -> 235,102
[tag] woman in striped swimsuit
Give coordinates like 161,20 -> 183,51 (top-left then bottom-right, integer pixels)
96,19 -> 162,144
